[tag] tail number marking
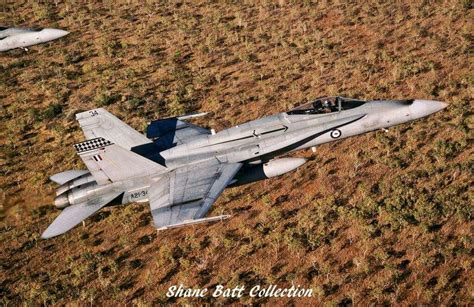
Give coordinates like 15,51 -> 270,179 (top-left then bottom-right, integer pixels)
130,190 -> 148,201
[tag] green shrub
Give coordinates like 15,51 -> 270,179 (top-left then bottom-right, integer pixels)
432,140 -> 464,160
96,93 -> 120,107
43,104 -> 63,120
27,108 -> 41,122
127,97 -> 145,109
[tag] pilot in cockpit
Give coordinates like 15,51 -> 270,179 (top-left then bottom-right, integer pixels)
322,99 -> 331,113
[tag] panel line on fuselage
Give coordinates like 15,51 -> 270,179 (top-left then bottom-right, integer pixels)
260,114 -> 367,159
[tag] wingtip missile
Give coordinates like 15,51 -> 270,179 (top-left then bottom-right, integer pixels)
177,112 -> 209,120
156,215 -> 231,231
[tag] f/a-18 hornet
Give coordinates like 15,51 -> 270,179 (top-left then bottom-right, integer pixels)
0,27 -> 69,52
42,97 -> 447,238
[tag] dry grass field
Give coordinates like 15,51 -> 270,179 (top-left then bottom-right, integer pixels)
0,0 -> 473,305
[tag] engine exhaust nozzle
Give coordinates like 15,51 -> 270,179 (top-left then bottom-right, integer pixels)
54,194 -> 69,209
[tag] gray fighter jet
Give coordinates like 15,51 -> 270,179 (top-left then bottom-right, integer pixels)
0,27 -> 69,52
42,97 -> 447,238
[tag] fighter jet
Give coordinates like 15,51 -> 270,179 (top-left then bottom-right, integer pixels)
0,27 -> 69,52
42,97 -> 447,238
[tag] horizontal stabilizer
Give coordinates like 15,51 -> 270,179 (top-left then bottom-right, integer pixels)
41,192 -> 121,239
50,170 -> 88,185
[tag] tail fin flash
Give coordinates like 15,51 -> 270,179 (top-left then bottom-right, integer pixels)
74,137 -> 165,185
76,108 -> 151,150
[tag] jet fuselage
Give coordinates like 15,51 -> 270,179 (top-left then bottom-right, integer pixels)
53,98 -> 447,211
159,99 -> 447,166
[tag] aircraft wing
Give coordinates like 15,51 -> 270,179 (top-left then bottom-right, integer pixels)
149,159 -> 242,229
146,117 -> 211,151
41,191 -> 122,239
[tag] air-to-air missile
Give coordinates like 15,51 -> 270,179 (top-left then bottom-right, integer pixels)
42,97 -> 447,238
0,27 -> 69,52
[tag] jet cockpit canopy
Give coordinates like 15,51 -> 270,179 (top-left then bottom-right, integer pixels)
287,96 -> 367,115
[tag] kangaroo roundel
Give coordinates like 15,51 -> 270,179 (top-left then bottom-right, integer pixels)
330,129 -> 342,139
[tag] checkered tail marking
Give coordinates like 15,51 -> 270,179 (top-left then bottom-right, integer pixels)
73,137 -> 113,154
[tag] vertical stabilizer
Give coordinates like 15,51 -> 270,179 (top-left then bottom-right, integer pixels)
76,108 -> 151,150
74,137 -> 165,184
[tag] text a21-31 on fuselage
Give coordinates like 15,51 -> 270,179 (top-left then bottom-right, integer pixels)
42,97 -> 447,239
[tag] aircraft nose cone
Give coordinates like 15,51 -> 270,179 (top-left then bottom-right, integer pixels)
53,29 -> 70,38
410,99 -> 448,118
43,28 -> 70,39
